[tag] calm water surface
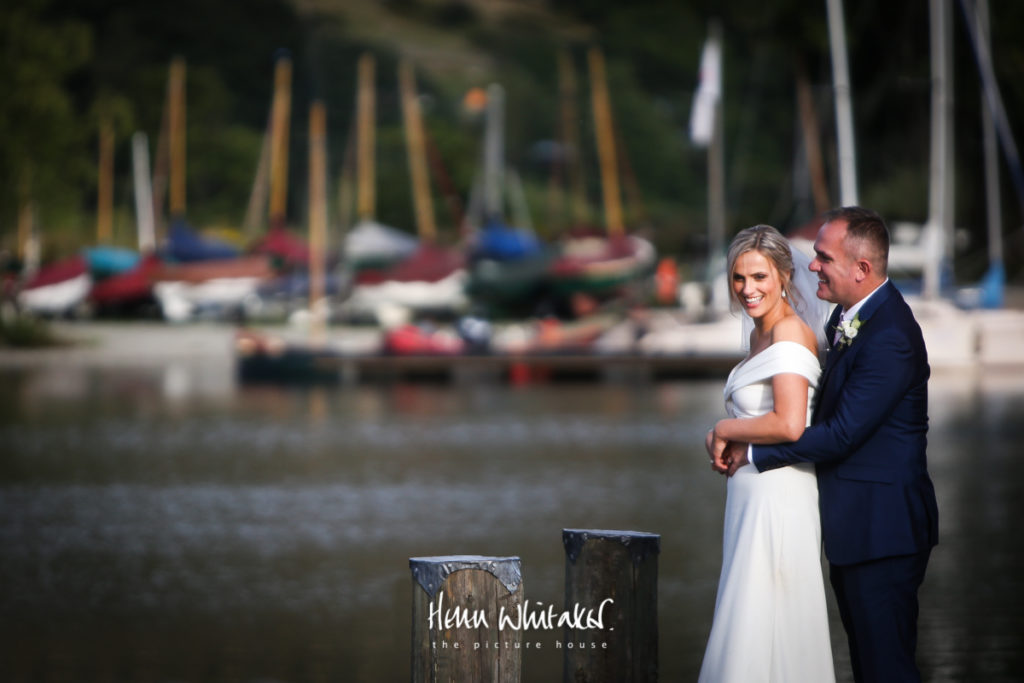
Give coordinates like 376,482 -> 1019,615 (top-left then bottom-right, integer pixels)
1,361 -> 1022,682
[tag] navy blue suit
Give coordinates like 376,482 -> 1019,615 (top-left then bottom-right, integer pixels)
753,281 -> 939,682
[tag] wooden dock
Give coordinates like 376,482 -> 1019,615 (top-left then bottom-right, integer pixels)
236,349 -> 744,384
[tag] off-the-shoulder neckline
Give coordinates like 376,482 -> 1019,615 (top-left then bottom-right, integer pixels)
742,339 -> 818,365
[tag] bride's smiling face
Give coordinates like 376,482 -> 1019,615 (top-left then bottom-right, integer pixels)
732,250 -> 786,319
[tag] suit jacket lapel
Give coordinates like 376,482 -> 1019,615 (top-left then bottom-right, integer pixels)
824,306 -> 842,353
821,306 -> 844,375
817,281 -> 897,409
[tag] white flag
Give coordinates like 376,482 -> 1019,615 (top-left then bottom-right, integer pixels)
689,35 -> 722,147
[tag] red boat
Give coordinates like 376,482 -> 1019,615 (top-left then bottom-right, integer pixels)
88,253 -> 162,313
17,255 -> 91,316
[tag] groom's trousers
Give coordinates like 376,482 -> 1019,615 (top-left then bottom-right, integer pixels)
829,549 -> 931,683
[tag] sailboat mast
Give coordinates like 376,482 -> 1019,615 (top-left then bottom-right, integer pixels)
399,60 -> 437,244
132,132 -> 156,253
17,171 -> 35,269
957,0 -> 1024,216
558,50 -> 588,227
483,83 -> 505,221
356,53 -> 376,222
925,0 -> 954,300
268,53 -> 292,231
796,62 -> 831,216
587,47 -> 624,238
976,0 -> 1003,269
706,21 -> 726,265
151,84 -> 169,242
97,119 -> 115,244
242,116 -> 272,239
690,24 -> 726,271
168,57 -> 187,221
825,0 -> 858,206
308,101 -> 328,347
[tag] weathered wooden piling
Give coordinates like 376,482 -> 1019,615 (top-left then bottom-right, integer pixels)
410,555 -> 523,683
562,529 -> 660,683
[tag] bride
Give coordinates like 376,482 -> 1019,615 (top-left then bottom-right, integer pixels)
698,225 -> 835,682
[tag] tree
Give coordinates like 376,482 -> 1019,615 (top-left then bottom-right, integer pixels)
0,0 -> 93,249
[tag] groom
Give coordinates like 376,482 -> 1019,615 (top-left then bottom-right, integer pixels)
720,206 -> 939,682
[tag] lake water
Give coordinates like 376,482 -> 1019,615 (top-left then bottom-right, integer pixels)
1,360 -> 1022,681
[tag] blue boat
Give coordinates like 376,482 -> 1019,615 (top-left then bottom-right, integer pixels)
165,220 -> 240,262
84,246 -> 141,278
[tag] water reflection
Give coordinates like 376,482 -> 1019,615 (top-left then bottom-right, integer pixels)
1,366 -> 1022,681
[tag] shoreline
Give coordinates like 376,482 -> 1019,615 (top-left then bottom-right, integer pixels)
1,299 -> 1022,377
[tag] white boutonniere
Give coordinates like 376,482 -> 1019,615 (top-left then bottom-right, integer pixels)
836,313 -> 862,348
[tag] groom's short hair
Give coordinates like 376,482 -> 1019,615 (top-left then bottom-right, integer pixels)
825,206 -> 890,276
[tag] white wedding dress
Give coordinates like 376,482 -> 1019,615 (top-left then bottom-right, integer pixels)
698,340 -> 835,683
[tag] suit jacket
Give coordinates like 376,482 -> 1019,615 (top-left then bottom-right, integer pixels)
753,280 -> 939,566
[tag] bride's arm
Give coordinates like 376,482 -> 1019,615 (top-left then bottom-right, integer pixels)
713,315 -> 816,446
713,372 -> 809,444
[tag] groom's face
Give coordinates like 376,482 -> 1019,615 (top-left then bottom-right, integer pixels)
809,220 -> 857,308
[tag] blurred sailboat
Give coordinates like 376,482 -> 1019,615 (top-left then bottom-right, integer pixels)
342,54 -> 419,281
17,255 -> 91,317
547,48 -> 656,304
345,60 -> 468,326
149,57 -> 273,321
464,83 -> 551,317
236,100 -> 349,382
20,120 -> 130,316
248,51 -> 312,271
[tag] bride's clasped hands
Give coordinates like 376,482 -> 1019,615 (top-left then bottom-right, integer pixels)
705,427 -> 736,475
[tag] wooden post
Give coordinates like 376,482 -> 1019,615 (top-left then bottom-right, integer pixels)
562,529 -> 660,683
410,555 -> 523,683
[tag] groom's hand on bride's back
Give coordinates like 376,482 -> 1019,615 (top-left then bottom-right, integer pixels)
725,441 -> 750,477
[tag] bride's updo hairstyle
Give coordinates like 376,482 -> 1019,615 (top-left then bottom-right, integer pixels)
725,224 -> 800,313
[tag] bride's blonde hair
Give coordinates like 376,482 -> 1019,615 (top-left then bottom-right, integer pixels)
725,224 -> 800,313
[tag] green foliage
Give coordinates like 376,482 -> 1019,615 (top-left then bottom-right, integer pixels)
0,310 -> 62,348
0,0 -> 93,234
188,123 -> 264,229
